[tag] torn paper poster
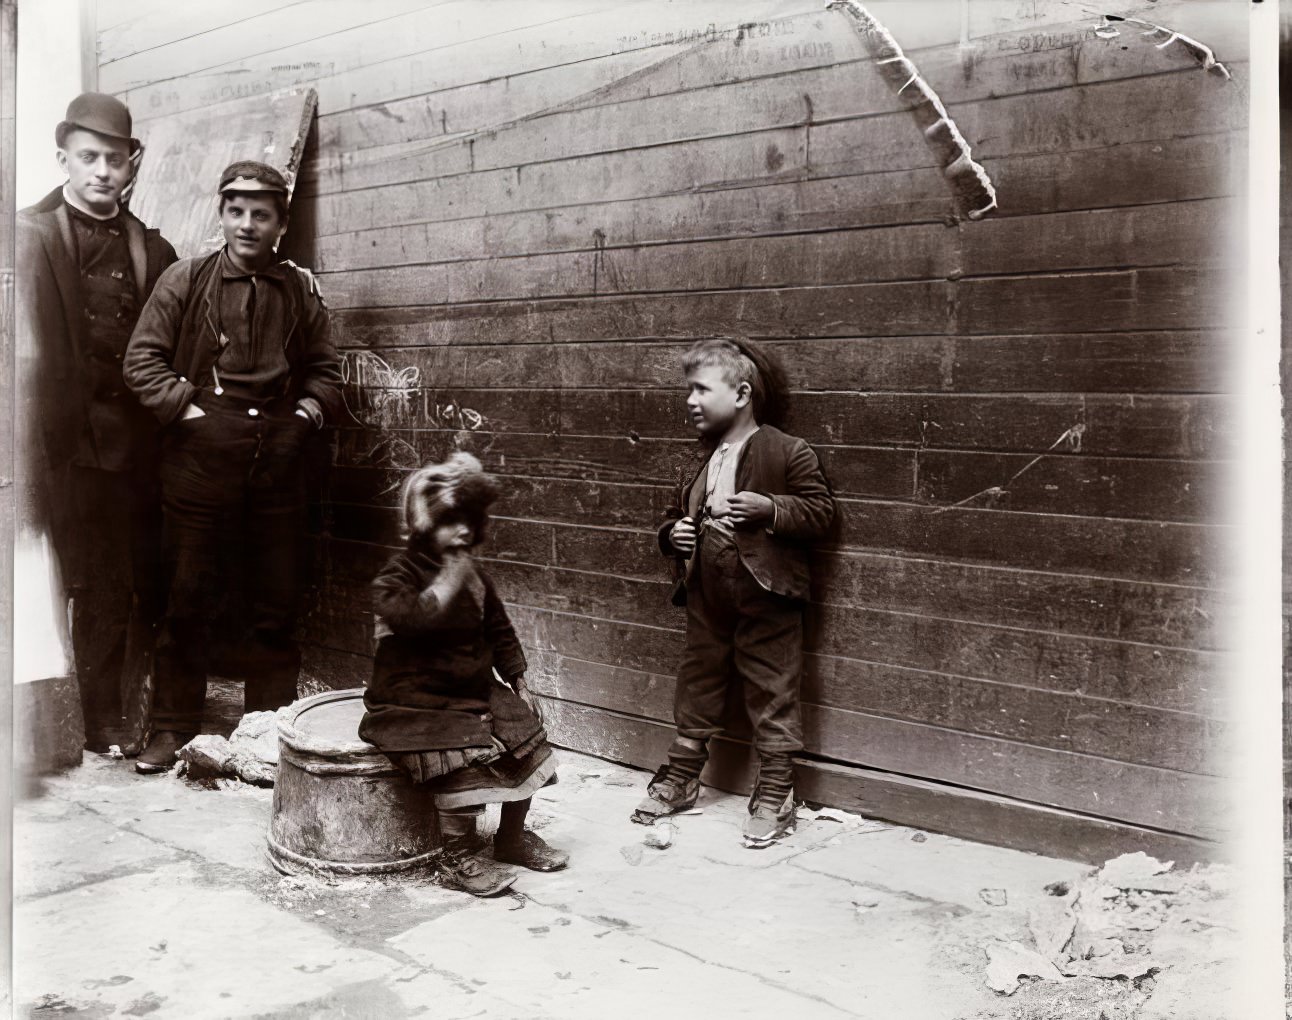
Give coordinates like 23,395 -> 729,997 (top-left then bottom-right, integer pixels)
1097,15 -> 1232,80
827,0 -> 997,220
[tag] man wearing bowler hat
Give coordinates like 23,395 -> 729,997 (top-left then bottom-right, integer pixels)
16,92 -> 178,751
124,160 -> 343,773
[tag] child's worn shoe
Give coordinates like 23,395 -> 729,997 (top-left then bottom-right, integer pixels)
438,851 -> 517,897
631,763 -> 700,824
742,788 -> 797,848
493,830 -> 569,872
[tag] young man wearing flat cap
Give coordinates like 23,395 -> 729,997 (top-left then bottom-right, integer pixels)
16,92 -> 178,752
124,160 -> 343,773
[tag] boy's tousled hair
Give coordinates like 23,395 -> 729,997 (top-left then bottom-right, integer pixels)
400,451 -> 499,545
683,337 -> 790,428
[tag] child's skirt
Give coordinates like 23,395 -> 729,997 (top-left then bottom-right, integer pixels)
387,684 -> 557,810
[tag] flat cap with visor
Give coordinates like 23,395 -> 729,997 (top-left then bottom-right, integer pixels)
218,160 -> 289,195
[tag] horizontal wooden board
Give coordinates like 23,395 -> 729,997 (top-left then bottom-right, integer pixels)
504,602 -> 1229,719
913,449 -> 1223,523
525,646 -> 1229,774
533,698 -> 1230,838
315,197 -> 1229,290
98,0 -> 308,66
121,2 -> 812,122
325,378 -> 1232,459
293,637 -> 1220,862
310,129 -> 1240,246
310,524 -> 1228,650
328,453 -> 1222,579
328,265 -> 1231,349
305,59 -> 1245,196
333,330 -> 1231,396
318,220 -> 958,305
298,552 -> 1230,722
99,0 -> 463,93
956,267 -> 1234,335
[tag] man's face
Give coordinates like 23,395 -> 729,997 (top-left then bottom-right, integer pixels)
220,192 -> 286,267
57,129 -> 132,214
685,364 -> 748,437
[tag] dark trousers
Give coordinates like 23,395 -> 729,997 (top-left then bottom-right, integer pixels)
47,462 -> 162,734
152,392 -> 312,732
673,526 -> 805,755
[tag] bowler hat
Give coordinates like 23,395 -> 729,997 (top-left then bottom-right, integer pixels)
218,160 -> 289,195
55,92 -> 138,151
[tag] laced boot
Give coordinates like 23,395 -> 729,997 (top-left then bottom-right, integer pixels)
742,753 -> 798,848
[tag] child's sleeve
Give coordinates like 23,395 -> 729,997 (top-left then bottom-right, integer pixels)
483,574 -> 528,680
769,439 -> 837,541
372,554 -> 443,633
656,476 -> 688,557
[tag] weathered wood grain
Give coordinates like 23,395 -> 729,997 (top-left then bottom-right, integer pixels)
524,646 -> 1229,774
534,698 -> 1230,838
325,381 -> 1231,459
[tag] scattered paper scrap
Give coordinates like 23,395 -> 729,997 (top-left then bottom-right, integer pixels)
985,941 -> 1066,995
643,823 -> 675,850
1096,853 -> 1181,893
979,888 -> 1008,907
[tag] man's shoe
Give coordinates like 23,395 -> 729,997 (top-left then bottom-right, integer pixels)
494,830 -> 570,872
135,731 -> 189,775
438,851 -> 517,897
742,788 -> 797,848
631,763 -> 700,824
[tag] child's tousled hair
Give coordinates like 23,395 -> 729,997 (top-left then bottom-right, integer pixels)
682,337 -> 790,428
399,451 -> 500,545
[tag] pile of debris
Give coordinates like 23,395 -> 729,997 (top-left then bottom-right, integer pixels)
984,851 -> 1234,997
175,710 -> 282,787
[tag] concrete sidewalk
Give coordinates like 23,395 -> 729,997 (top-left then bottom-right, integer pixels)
15,749 -> 1236,1019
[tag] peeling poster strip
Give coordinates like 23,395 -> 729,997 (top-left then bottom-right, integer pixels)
826,0 -> 997,220
1096,15 -> 1233,80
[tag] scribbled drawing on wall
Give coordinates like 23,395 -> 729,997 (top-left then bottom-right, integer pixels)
339,349 -> 487,432
341,350 -> 421,428
826,0 -> 998,220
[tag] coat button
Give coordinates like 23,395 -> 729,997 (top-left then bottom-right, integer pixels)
248,407 -> 259,416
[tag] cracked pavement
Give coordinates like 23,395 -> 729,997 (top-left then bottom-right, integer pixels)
17,748 -> 1133,1018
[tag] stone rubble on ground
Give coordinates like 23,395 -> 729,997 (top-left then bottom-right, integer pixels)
175,710 -> 284,786
983,851 -> 1233,998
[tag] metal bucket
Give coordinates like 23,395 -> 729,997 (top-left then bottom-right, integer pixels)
266,689 -> 440,876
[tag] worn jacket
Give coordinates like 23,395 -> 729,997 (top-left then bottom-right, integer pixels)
122,249 -> 343,426
359,544 -> 531,753
658,424 -> 837,605
16,187 -> 178,469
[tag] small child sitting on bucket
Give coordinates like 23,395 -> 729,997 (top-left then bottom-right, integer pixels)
358,451 -> 568,896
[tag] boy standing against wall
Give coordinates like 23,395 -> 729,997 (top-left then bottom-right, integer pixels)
633,338 -> 836,847
124,161 -> 342,773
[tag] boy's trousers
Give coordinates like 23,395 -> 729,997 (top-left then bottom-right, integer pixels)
673,525 -> 805,754
151,390 -> 311,732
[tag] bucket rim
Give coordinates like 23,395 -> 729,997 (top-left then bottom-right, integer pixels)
278,688 -> 374,756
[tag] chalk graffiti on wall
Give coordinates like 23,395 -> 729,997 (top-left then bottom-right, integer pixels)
340,350 -> 486,432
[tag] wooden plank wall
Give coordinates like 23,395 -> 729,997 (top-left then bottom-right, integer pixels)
101,0 -> 1247,860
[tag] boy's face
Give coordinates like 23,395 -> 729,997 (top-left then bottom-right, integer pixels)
220,192 -> 286,267
686,364 -> 750,436
433,518 -> 474,552
58,129 -> 132,214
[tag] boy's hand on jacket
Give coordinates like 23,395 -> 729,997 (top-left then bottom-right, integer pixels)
669,516 -> 697,554
727,491 -> 774,526
513,675 -> 540,714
